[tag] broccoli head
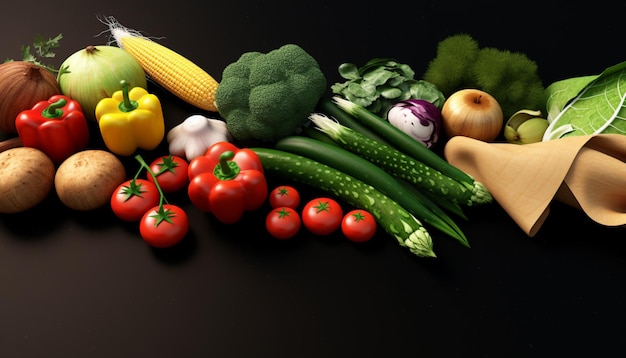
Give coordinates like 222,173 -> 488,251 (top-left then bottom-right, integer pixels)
215,44 -> 327,142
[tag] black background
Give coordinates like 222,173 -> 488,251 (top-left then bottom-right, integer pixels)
1,1 -> 625,357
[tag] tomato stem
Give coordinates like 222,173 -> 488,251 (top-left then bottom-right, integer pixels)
135,154 -> 169,207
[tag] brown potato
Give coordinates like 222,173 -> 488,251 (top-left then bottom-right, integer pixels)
0,147 -> 55,213
55,150 -> 126,211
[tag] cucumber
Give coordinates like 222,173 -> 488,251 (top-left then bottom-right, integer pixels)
274,135 -> 469,247
251,147 -> 436,258
309,112 -> 492,207
331,96 -> 492,202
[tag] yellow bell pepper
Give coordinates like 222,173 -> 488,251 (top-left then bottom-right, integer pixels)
95,80 -> 165,156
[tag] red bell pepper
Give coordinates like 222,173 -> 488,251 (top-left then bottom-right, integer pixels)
16,94 -> 89,163
187,142 -> 267,224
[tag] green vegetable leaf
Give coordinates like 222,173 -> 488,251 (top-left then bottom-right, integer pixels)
380,87 -> 402,99
331,58 -> 444,117
33,33 -> 63,59
543,75 -> 598,121
543,61 -> 626,140
337,63 -> 360,80
5,33 -> 63,72
20,46 -> 38,64
363,69 -> 395,86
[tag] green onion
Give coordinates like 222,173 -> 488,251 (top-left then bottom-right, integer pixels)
316,97 -> 389,145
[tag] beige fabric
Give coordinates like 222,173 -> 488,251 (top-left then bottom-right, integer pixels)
443,134 -> 626,237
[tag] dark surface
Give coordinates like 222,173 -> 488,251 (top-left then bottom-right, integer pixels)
1,1 -> 625,357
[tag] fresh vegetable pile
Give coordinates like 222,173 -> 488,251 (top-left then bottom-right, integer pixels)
3,17 -> 619,259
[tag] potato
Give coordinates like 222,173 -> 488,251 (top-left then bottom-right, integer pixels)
0,147 -> 55,213
55,150 -> 126,211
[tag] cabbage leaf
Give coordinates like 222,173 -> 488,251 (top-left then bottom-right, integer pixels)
543,75 -> 598,121
542,61 -> 626,141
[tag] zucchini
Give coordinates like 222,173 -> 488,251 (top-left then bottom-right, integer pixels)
309,112 -> 492,207
251,147 -> 436,258
331,96 -> 490,198
274,135 -> 469,247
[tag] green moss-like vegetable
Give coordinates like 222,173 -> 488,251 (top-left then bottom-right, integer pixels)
423,34 -> 544,119
214,44 -> 327,142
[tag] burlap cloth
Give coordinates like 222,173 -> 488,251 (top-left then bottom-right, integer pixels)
443,134 -> 626,237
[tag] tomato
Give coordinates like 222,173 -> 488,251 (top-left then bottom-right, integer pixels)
266,206 -> 301,240
110,179 -> 160,222
147,155 -> 189,193
139,204 -> 189,248
301,197 -> 343,235
341,209 -> 377,243
268,185 -> 300,209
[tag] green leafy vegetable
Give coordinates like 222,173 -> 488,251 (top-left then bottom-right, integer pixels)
423,33 -> 544,119
542,61 -> 626,140
4,33 -> 63,72
331,58 -> 445,118
542,75 -> 598,122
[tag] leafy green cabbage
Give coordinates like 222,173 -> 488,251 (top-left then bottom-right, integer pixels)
542,61 -> 626,141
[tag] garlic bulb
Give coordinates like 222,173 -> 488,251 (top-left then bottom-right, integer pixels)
504,109 -> 549,144
167,114 -> 233,160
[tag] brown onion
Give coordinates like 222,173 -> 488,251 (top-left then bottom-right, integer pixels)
0,61 -> 61,133
441,89 -> 503,142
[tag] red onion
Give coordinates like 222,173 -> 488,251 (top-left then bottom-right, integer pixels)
386,99 -> 441,148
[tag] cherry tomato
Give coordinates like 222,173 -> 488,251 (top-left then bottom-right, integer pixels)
147,155 -> 189,193
266,206 -> 301,240
341,209 -> 377,243
268,185 -> 300,209
302,197 -> 343,235
110,179 -> 160,222
140,204 -> 189,248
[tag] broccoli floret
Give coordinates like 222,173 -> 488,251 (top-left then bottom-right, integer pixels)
423,34 -> 545,119
215,44 -> 327,142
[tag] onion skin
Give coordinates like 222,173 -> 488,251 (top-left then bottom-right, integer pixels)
0,61 -> 61,133
57,45 -> 147,121
441,89 -> 503,142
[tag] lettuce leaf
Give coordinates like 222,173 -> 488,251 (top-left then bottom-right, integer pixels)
543,75 -> 597,121
542,61 -> 626,141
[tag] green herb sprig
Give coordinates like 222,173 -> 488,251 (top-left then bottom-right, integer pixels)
4,33 -> 63,73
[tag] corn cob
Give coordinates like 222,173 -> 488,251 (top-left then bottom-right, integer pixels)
104,17 -> 219,112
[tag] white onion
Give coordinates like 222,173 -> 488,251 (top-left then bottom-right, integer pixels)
57,45 -> 147,121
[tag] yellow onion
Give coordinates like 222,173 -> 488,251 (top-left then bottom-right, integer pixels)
0,61 -> 61,133
441,89 -> 503,142
57,45 -> 147,121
